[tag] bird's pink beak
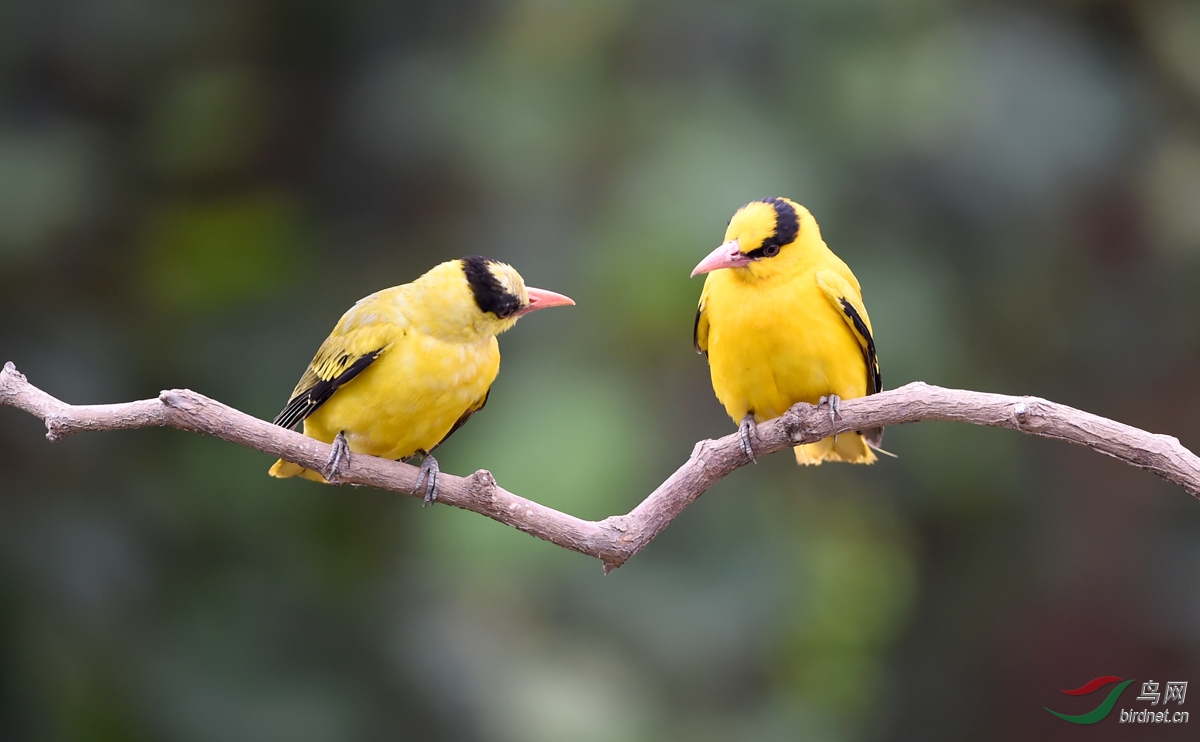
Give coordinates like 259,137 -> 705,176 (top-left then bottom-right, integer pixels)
690,240 -> 750,277
517,287 -> 575,316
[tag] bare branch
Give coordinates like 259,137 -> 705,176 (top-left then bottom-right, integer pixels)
3,360 -> 1198,572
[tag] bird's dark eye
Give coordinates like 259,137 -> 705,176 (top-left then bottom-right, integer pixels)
745,241 -> 782,260
493,296 -> 521,319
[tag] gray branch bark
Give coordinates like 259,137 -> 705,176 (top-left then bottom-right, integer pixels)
3,360 -> 1198,572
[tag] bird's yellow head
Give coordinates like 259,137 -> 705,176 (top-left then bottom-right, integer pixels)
690,197 -> 821,280
408,257 -> 573,340
459,256 -> 574,336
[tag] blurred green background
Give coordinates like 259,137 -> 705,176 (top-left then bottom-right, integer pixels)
1,0 -> 1199,740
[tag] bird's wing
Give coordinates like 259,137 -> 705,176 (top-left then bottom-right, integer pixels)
693,283 -> 711,357
815,270 -> 882,396
273,294 -> 402,430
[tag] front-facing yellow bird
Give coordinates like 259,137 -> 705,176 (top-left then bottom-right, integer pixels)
691,197 -> 883,465
269,256 -> 574,501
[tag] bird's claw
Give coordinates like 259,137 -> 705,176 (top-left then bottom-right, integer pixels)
413,451 -> 440,505
322,431 -> 351,485
738,414 -> 758,464
817,395 -> 842,426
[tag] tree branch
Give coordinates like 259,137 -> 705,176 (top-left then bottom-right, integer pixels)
3,360 -> 1198,572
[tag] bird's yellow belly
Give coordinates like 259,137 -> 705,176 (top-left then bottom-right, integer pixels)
707,289 -> 867,424
302,335 -> 498,461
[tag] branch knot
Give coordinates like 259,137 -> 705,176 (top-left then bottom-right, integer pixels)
44,414 -> 71,442
159,389 -> 195,411
784,405 -> 826,445
0,361 -> 26,402
1013,402 -> 1029,424
689,438 -> 721,466
466,469 -> 498,502
779,407 -> 806,443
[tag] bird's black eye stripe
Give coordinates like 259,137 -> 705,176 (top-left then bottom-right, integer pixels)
746,243 -> 781,259
744,197 -> 798,260
463,255 -> 522,318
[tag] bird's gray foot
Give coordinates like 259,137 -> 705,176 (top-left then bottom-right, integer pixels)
817,395 -> 842,426
412,451 -> 440,506
738,414 -> 758,464
323,431 -> 351,485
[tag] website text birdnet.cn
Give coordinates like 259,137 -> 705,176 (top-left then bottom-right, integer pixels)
1119,681 -> 1188,724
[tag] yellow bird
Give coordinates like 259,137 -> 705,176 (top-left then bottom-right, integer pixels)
691,197 -> 883,465
269,256 -> 574,501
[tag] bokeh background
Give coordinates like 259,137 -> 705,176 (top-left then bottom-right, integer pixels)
1,0 -> 1199,739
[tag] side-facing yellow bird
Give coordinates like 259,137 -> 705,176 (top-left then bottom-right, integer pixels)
269,256 -> 574,501
691,197 -> 883,465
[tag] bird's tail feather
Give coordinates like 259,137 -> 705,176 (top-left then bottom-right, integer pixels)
862,426 -> 897,458
269,459 -> 302,478
268,459 -> 329,482
793,432 -> 879,465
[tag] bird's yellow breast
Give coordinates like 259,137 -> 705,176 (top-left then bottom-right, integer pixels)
304,331 -> 501,458
703,268 -> 868,424
301,332 -> 499,461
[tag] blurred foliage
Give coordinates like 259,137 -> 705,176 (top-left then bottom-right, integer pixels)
140,193 -> 301,313
1,0 -> 1199,740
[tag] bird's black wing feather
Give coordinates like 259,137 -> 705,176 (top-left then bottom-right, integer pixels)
432,387 -> 491,451
838,298 -> 881,395
273,350 -> 382,430
693,303 -> 710,357
837,297 -> 883,448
